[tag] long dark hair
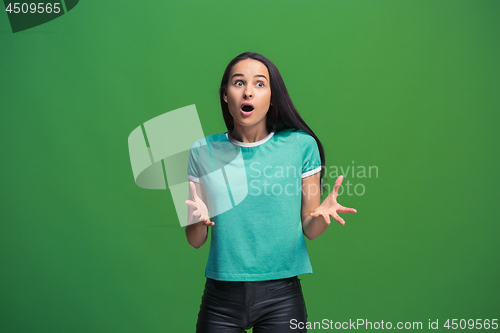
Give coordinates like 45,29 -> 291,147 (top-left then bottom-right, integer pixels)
219,52 -> 326,193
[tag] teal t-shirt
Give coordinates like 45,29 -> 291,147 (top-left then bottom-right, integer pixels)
187,128 -> 322,281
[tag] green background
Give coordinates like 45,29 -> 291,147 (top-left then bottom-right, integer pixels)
1,0 -> 499,331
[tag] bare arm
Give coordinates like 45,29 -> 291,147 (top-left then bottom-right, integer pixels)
301,172 -> 326,240
185,181 -> 214,249
301,174 -> 357,240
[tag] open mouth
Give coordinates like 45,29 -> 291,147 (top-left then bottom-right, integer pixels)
240,103 -> 254,115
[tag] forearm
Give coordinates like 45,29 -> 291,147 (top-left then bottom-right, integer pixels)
185,222 -> 208,249
302,215 -> 329,240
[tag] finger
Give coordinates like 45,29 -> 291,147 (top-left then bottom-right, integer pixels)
330,212 -> 345,225
322,213 -> 331,225
337,206 -> 357,214
185,200 -> 198,209
310,211 -> 321,218
189,181 -> 200,200
332,175 -> 344,198
310,211 -> 332,225
203,219 -> 215,226
310,210 -> 325,218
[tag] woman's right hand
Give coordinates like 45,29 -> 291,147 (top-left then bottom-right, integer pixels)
185,181 -> 214,226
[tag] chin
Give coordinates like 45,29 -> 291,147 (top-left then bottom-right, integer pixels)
239,117 -> 266,127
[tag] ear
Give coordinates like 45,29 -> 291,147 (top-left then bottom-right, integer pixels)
224,95 -> 228,103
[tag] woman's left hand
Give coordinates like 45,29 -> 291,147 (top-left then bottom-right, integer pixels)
309,175 -> 357,225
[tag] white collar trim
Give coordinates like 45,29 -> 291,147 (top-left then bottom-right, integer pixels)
226,131 -> 275,147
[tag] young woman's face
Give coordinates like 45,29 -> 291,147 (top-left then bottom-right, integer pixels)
224,59 -> 272,131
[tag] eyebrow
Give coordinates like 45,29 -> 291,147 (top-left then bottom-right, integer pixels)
231,73 -> 269,82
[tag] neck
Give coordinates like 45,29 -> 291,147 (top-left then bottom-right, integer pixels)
230,123 -> 270,143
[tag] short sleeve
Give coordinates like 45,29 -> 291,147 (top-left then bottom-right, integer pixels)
299,133 -> 322,178
187,142 -> 201,183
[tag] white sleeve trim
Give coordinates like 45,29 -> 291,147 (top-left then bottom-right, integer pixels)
301,166 -> 322,178
187,174 -> 200,183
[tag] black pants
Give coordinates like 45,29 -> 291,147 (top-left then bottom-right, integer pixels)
196,276 -> 308,332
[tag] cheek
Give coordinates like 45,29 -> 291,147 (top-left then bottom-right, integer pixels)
230,95 -> 242,107
264,89 -> 272,101
262,93 -> 272,107
228,100 -> 240,115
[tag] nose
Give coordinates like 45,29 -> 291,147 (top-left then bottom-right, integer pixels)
244,87 -> 253,99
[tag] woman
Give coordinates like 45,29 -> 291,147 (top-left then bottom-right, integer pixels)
185,52 -> 356,332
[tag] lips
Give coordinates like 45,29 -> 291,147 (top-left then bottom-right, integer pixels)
240,103 -> 254,116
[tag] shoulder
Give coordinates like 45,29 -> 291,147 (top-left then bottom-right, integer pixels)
275,128 -> 313,138
190,132 -> 228,149
275,128 -> 316,146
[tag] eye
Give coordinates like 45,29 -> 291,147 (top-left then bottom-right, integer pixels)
234,80 -> 243,86
256,81 -> 265,87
